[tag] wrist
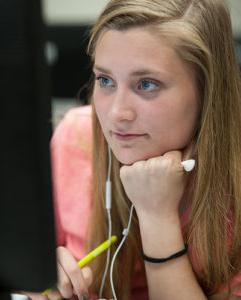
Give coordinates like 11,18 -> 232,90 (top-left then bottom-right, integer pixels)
135,203 -> 180,222
137,209 -> 180,229
142,243 -> 188,264
138,213 -> 184,258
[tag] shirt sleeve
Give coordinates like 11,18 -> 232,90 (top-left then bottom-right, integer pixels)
50,105 -> 93,259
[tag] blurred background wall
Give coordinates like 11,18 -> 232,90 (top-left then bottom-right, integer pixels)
226,0 -> 241,37
42,0 -> 109,125
42,0 -> 109,24
41,0 -> 241,125
42,0 -> 241,31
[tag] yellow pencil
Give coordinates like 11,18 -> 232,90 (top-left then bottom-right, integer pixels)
42,235 -> 118,295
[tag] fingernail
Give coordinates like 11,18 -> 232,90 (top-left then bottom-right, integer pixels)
81,294 -> 90,300
181,159 -> 195,172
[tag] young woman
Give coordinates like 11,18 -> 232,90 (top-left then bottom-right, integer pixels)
26,0 -> 241,299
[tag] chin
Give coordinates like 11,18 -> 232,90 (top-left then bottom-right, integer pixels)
112,151 -> 140,166
113,150 -> 158,166
118,158 -> 137,166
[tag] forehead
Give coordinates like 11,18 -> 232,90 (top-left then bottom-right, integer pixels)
94,28 -> 194,81
95,28 -> 175,63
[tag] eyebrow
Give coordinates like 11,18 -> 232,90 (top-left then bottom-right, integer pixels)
93,65 -> 169,78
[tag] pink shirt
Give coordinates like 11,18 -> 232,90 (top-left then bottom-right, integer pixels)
51,105 -> 241,298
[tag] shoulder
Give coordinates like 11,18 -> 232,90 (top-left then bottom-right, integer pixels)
51,105 -> 92,159
51,105 -> 93,253
52,105 -> 92,145
63,104 -> 92,123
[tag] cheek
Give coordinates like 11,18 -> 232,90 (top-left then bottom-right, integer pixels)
148,103 -> 198,148
169,107 -> 199,145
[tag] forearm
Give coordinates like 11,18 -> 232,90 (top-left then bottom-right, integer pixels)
138,213 -> 207,300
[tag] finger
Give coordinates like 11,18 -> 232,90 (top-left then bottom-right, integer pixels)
56,261 -> 74,299
46,289 -> 62,300
159,151 -> 185,177
57,247 -> 89,299
81,267 -> 93,287
22,292 -> 48,300
163,150 -> 195,173
163,150 -> 182,163
162,150 -> 183,172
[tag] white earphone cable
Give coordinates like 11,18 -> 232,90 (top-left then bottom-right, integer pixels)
110,204 -> 135,300
100,145 -> 135,299
99,208 -> 112,298
99,146 -> 112,298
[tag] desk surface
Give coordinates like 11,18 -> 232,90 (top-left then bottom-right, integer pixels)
11,294 -> 28,300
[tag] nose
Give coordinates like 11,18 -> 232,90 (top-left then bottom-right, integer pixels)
108,87 -> 137,122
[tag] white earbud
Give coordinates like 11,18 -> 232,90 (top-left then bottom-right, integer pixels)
181,159 -> 195,172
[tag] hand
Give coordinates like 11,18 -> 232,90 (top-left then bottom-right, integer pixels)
23,246 -> 93,300
120,150 -> 188,219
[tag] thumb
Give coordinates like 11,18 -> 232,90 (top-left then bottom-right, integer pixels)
81,267 -> 93,287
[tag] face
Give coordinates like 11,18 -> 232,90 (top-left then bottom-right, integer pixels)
93,28 -> 200,165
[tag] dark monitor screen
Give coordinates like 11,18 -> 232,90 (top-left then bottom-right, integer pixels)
0,0 -> 57,297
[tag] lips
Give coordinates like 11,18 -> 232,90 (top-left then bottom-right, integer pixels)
112,131 -> 146,141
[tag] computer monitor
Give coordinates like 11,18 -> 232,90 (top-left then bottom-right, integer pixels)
0,0 -> 57,297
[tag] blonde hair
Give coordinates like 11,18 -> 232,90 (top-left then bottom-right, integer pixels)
86,0 -> 241,298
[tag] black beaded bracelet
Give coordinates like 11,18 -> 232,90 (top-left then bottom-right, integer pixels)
142,244 -> 188,263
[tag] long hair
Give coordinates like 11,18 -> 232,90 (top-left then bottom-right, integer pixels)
86,0 -> 241,298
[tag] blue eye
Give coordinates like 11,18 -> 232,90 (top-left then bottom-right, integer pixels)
138,79 -> 159,91
96,76 -> 115,88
